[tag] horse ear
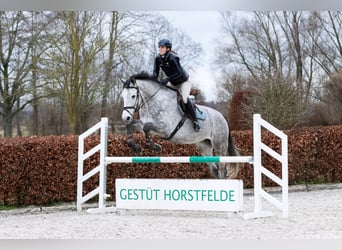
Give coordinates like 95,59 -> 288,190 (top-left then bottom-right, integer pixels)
122,77 -> 131,88
131,77 -> 136,83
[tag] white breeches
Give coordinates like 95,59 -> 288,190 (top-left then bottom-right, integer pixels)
167,81 -> 191,103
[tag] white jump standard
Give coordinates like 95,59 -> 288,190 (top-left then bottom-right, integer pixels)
77,114 -> 288,219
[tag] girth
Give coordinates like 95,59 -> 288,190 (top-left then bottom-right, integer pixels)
162,93 -> 190,140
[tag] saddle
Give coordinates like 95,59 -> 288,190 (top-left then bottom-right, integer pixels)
162,91 -> 206,140
177,93 -> 206,120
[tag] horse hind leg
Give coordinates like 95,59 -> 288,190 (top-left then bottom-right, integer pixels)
211,130 -> 241,179
226,131 -> 241,179
195,140 -> 219,179
211,137 -> 229,179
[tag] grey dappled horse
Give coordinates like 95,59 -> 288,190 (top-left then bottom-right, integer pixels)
120,73 -> 240,179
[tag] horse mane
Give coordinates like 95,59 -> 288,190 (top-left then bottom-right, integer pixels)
124,71 -> 159,88
124,71 -> 178,95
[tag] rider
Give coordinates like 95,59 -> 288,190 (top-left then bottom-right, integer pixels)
151,38 -> 201,132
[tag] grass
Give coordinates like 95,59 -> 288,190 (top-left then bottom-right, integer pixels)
0,202 -> 16,211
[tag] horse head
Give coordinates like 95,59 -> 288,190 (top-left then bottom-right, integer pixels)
121,71 -> 158,124
121,76 -> 140,125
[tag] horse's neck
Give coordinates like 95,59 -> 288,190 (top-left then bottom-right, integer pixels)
138,81 -> 177,115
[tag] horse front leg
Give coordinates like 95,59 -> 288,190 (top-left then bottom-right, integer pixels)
126,120 -> 143,155
143,122 -> 162,153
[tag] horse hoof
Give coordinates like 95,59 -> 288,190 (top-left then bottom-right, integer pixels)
153,143 -> 162,153
132,144 -> 142,155
147,142 -> 162,153
218,169 -> 227,179
209,167 -> 219,179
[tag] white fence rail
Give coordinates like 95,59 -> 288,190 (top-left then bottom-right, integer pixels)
77,114 -> 288,219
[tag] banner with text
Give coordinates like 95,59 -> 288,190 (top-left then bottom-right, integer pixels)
116,178 -> 243,212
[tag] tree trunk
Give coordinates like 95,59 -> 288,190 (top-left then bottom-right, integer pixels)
3,111 -> 13,138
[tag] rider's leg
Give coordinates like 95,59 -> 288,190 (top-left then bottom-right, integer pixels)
179,81 -> 191,103
180,81 -> 201,132
185,99 -> 201,132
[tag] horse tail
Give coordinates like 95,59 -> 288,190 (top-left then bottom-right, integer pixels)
224,115 -> 241,178
228,129 -> 240,157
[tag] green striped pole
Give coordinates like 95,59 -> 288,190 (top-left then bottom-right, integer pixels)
106,156 -> 253,164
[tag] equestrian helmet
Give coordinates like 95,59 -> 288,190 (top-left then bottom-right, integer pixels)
158,38 -> 172,49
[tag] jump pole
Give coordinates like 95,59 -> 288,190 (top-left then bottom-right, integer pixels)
76,114 -> 288,219
106,156 -> 253,164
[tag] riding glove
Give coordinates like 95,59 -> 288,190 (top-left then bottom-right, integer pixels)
160,78 -> 169,86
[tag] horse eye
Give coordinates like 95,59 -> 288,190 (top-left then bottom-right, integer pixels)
131,95 -> 136,99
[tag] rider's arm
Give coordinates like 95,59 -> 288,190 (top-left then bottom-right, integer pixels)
152,56 -> 160,80
166,54 -> 188,84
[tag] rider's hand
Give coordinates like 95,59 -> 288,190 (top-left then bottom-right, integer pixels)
160,78 -> 169,86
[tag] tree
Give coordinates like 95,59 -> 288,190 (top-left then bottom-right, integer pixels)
41,11 -> 107,134
319,72 -> 342,124
99,11 -> 154,130
216,11 -> 316,128
0,11 -> 37,137
28,11 -> 58,135
307,11 -> 342,76
0,11 -> 206,136
274,11 -> 315,105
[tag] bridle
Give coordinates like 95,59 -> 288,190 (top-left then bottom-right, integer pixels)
122,83 -> 162,118
122,85 -> 141,118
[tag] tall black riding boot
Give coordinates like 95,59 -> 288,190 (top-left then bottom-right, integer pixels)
185,101 -> 201,132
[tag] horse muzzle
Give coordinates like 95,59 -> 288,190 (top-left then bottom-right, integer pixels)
121,110 -> 133,124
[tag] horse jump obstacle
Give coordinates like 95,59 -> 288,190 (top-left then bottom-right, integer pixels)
77,114 -> 288,219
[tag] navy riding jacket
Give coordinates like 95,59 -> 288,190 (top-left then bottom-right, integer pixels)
152,51 -> 189,85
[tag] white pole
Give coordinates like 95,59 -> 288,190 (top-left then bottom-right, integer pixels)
253,114 -> 262,214
282,134 -> 289,218
76,133 -> 85,211
98,117 -> 108,210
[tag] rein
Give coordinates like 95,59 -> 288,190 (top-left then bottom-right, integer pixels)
123,85 -> 163,116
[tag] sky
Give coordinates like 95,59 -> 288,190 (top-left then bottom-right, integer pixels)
159,11 -> 222,102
